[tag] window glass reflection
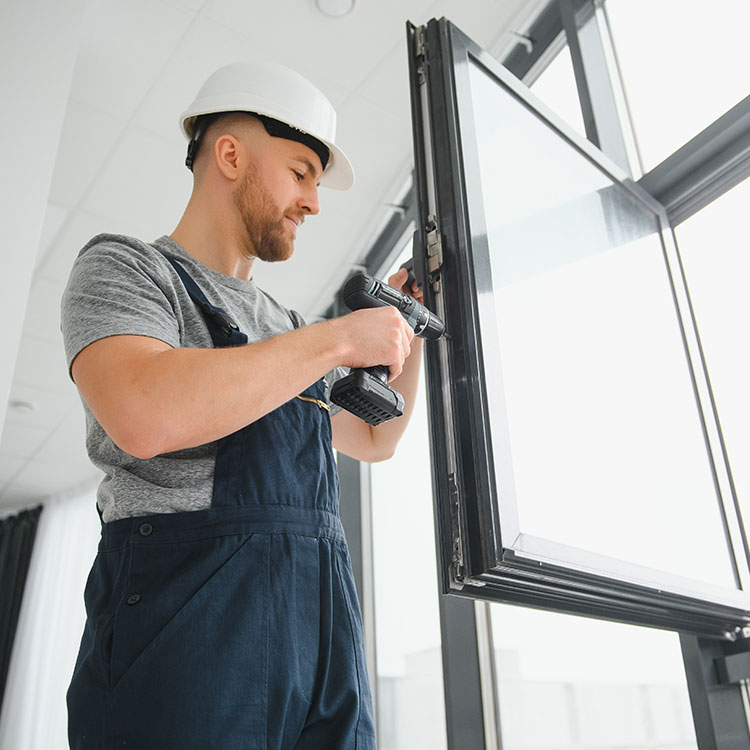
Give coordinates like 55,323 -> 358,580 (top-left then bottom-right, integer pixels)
467,60 -> 737,590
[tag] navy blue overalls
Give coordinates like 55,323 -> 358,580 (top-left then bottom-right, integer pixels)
67,257 -> 376,749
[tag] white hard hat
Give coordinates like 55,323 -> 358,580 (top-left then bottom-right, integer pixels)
179,60 -> 354,190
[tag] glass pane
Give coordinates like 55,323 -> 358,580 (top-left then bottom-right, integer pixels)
605,0 -> 750,172
675,177 -> 750,539
370,244 -> 447,750
491,603 -> 698,749
466,59 -> 737,591
529,45 -> 585,137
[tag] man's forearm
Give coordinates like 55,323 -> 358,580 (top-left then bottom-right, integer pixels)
77,322 -> 346,459
367,338 -> 424,457
73,306 -> 414,460
331,337 -> 426,463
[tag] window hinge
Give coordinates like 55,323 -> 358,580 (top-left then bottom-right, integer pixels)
425,215 -> 443,292
448,472 -> 465,583
415,25 -> 426,58
415,26 -> 426,84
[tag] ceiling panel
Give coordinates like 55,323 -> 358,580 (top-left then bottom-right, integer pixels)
0,456 -> 25,487
70,0 -> 195,119
337,93 -> 412,192
19,278 -> 67,345
200,0 -> 437,94
48,100 -> 127,211
31,408 -> 90,466
80,126 -> 192,240
431,0 -> 520,48
350,34 -> 411,113
7,461 -> 96,498
37,208 -> 129,283
129,14 -> 304,139
4,383 -> 75,435
12,337 -> 72,396
0,422 -> 51,461
162,0 -> 208,12
36,203 -> 70,269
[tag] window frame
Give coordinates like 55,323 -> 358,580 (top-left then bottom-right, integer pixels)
408,16 -> 750,637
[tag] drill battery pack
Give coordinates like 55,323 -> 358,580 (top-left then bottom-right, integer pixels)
330,368 -> 405,426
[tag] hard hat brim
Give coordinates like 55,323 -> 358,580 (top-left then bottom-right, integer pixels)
318,141 -> 354,190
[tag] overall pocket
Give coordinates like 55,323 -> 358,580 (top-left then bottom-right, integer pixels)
110,531 -> 270,699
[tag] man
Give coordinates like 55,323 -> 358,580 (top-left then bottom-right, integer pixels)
63,60 -> 423,749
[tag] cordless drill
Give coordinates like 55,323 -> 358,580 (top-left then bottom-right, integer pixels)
330,270 -> 445,425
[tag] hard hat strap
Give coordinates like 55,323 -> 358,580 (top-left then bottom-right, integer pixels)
254,114 -> 330,171
185,112 -> 225,171
185,112 -> 330,173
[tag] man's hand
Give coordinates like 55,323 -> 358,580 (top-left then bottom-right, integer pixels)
331,306 -> 414,381
387,266 -> 424,305
331,267 -> 426,462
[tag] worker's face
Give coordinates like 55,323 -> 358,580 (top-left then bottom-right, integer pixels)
233,136 -> 322,263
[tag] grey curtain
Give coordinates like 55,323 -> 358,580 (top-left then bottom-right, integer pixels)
0,506 -> 42,717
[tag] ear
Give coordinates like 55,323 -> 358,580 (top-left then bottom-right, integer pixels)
213,134 -> 241,180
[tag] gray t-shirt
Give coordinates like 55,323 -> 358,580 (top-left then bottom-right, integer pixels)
61,233 -> 345,523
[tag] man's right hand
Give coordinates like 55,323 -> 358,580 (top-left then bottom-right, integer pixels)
328,306 -> 415,381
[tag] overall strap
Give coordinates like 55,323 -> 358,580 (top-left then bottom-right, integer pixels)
164,255 -> 248,347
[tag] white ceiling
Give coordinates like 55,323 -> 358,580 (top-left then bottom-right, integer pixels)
0,0 -> 537,514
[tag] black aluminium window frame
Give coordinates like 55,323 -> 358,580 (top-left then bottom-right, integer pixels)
407,16 -> 750,638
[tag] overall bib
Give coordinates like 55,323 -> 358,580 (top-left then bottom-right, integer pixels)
67,258 -> 376,749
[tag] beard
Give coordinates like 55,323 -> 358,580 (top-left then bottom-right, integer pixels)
232,165 -> 294,263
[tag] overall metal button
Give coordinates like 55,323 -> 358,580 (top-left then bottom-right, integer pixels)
126,594 -> 142,606
139,523 -> 153,536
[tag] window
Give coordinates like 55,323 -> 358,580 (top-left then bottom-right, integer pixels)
408,18 -> 750,633
469,59 -> 733,590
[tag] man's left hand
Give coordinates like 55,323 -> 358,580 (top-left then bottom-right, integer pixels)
387,267 -> 424,305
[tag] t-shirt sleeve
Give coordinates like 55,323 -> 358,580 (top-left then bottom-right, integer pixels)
61,240 -> 181,376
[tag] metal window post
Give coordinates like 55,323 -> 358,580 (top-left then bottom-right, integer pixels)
438,595 -> 501,750
337,453 -> 379,720
680,634 -> 750,748
558,0 -> 632,174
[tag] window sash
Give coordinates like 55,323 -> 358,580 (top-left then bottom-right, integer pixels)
409,17 -> 750,637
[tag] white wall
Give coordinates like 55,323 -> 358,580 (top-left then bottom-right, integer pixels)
0,0 -> 89,433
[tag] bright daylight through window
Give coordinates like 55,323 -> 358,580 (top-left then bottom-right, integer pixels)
605,0 -> 750,172
371,242 -> 447,750
469,58 -> 737,592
